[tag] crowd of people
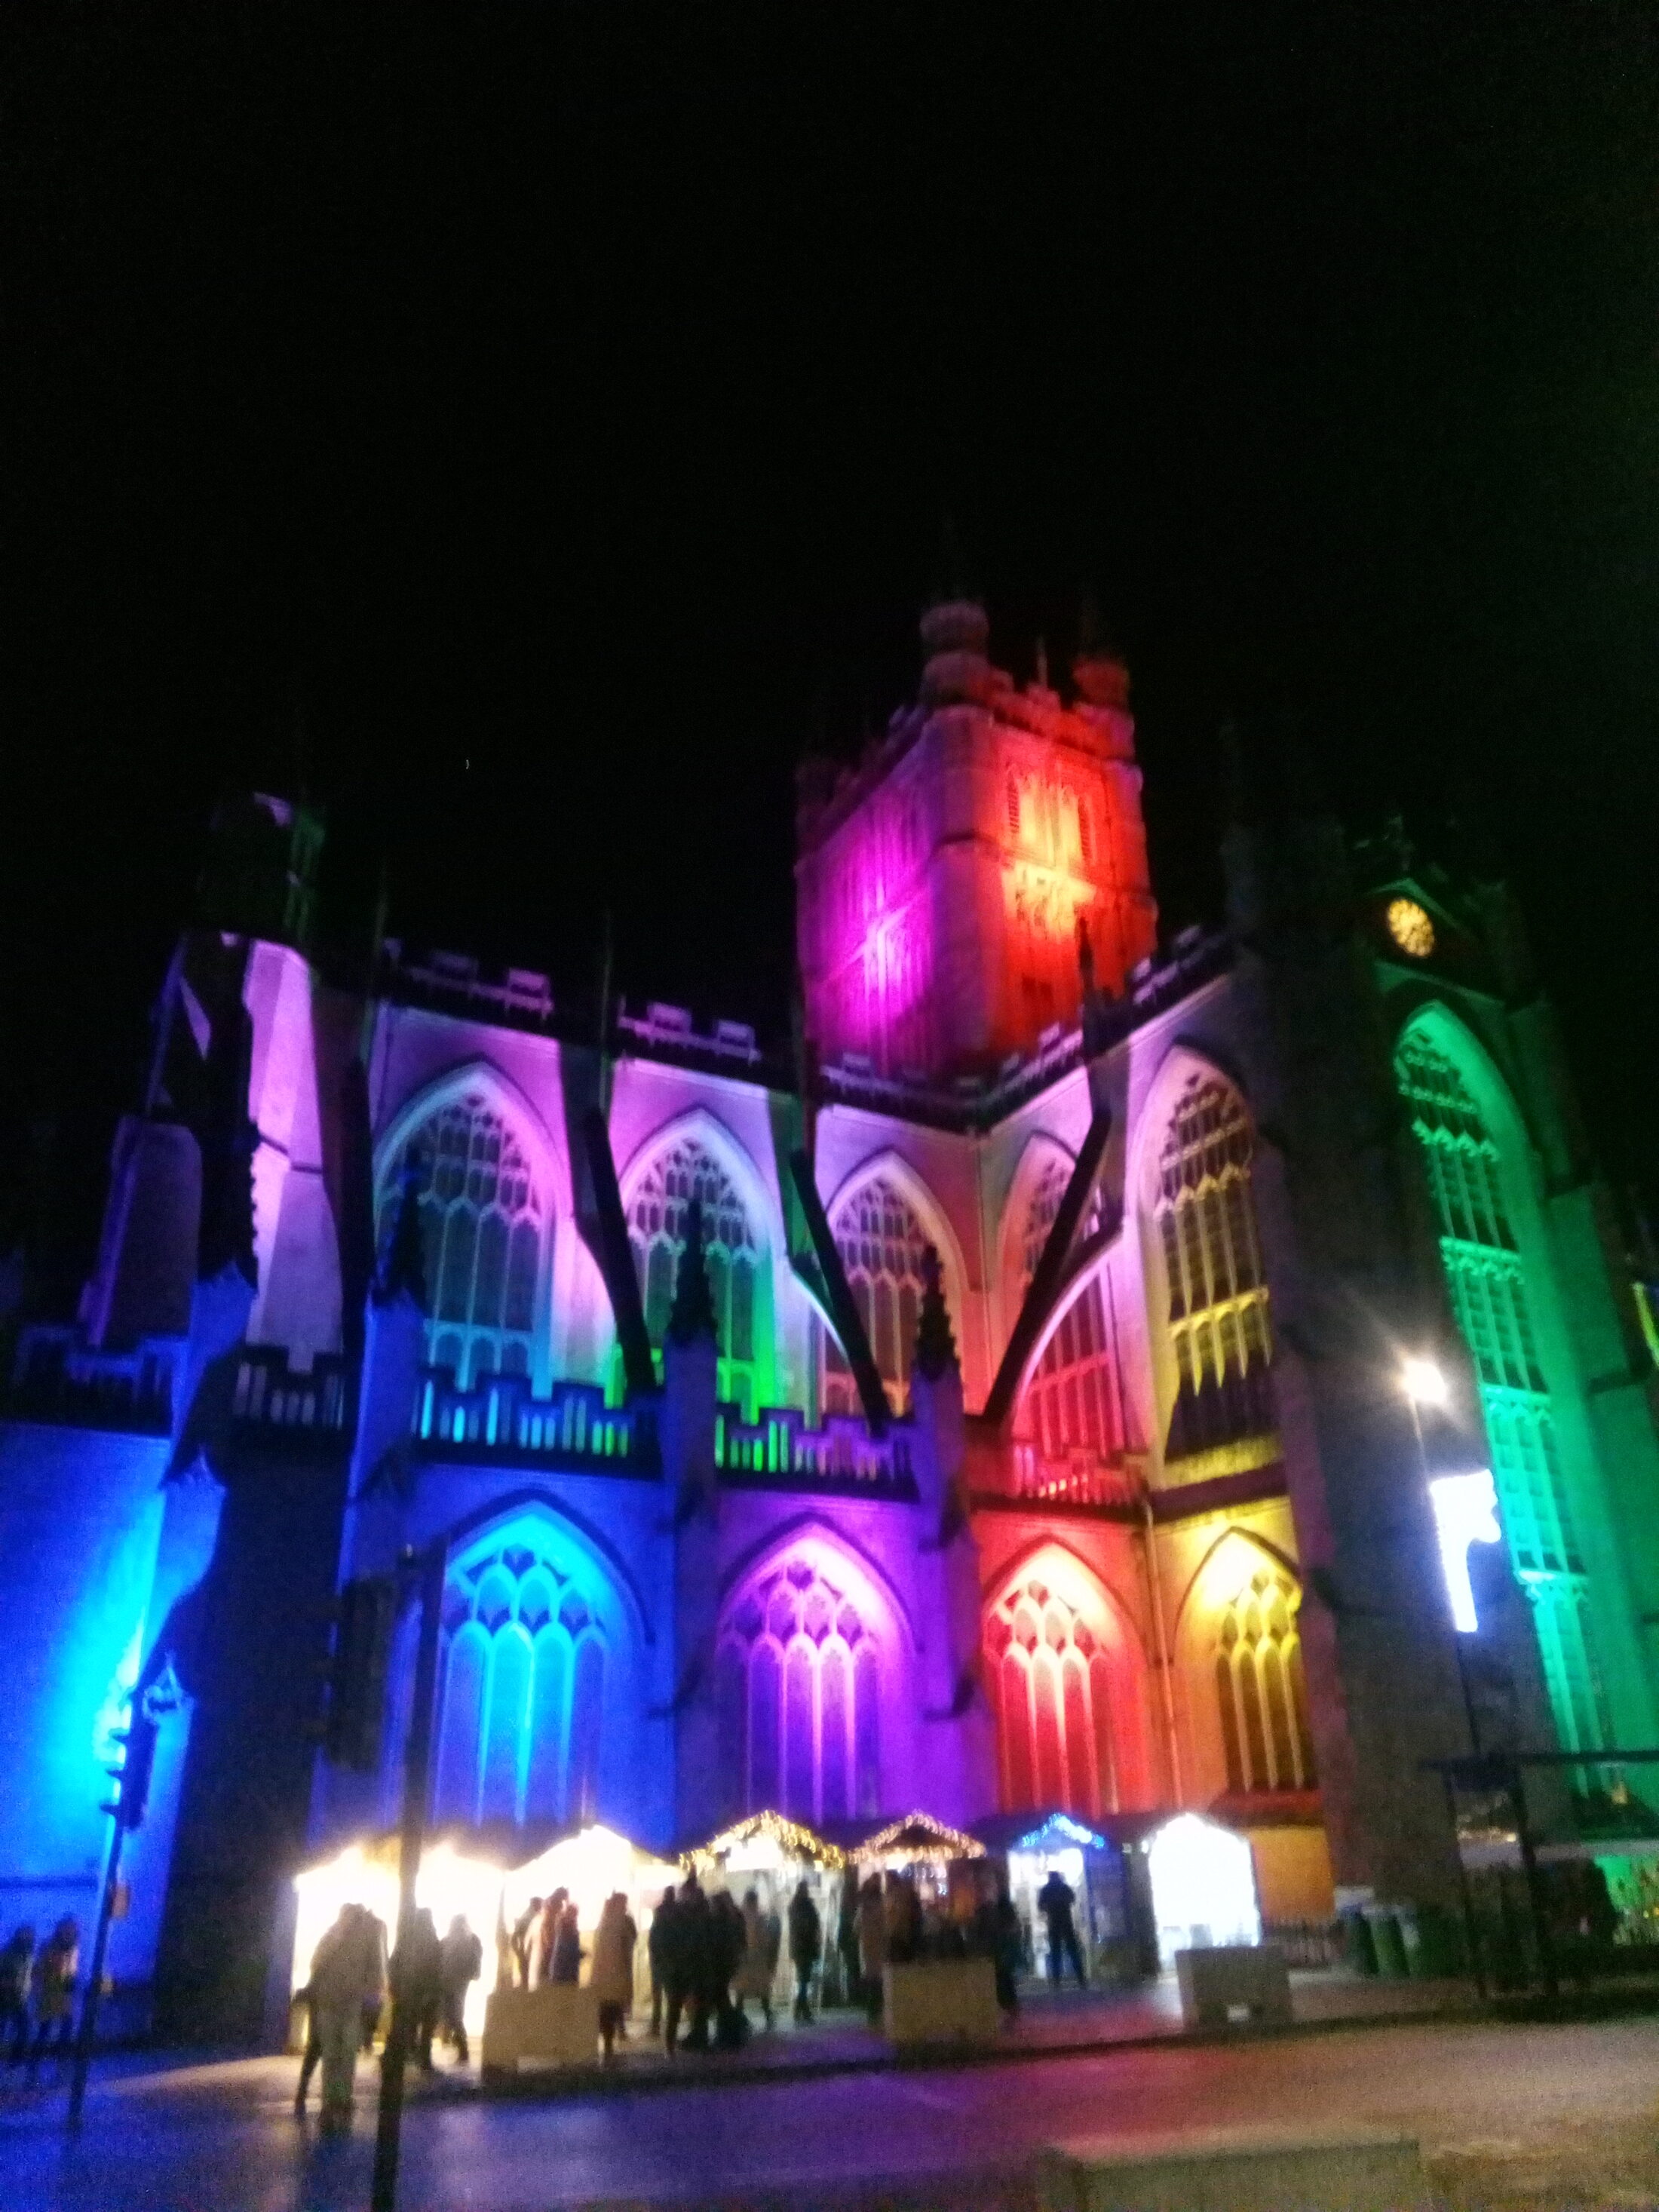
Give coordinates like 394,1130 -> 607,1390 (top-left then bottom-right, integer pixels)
294,1901 -> 484,2126
289,1855 -> 1084,2112
842,1867 -> 1032,2021
0,1917 -> 81,2077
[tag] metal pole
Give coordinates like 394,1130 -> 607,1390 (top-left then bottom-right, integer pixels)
370,1543 -> 446,2212
67,1807 -> 126,2128
1439,1771 -> 1486,2002
1408,1394 -> 1482,1753
1509,1762 -> 1559,2004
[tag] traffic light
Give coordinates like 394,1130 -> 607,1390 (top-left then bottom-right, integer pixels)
324,1575 -> 394,1769
105,1707 -> 159,1830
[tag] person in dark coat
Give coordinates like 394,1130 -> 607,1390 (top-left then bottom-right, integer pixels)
787,1880 -> 821,2023
391,1907 -> 443,2069
836,1865 -> 861,2007
1037,1870 -> 1086,1988
973,1879 -> 1023,2019
647,1885 -> 677,2037
28,1918 -> 78,2075
357,1910 -> 388,2051
535,1889 -> 569,1986
709,1891 -> 750,2049
550,1904 -> 584,1985
438,1915 -> 483,2065
663,1877 -> 708,2054
0,1928 -> 34,2066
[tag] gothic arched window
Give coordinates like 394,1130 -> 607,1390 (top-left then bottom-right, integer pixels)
1153,1075 -> 1274,1462
627,1134 -> 761,1418
431,1526 -> 609,1829
714,1555 -> 882,1827
1023,1275 -> 1127,1465
983,1569 -> 1136,1818
1396,1028 -> 1610,1751
1020,1153 -> 1072,1291
1213,1566 -> 1316,1795
380,1091 -> 544,1388
821,1176 -> 931,1417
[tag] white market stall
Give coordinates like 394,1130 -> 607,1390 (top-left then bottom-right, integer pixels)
685,1811 -> 847,2011
1145,1812 -> 1262,1968
292,1821 -> 682,2053
290,1836 -> 507,2048
501,1821 -> 682,2011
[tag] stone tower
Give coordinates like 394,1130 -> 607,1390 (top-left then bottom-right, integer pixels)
795,601 -> 1158,1081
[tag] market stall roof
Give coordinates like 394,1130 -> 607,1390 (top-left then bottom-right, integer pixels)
685,1809 -> 847,1871
833,1811 -> 986,1867
971,1808 -> 1175,1855
508,1821 -> 683,1913
295,1817 -> 632,1876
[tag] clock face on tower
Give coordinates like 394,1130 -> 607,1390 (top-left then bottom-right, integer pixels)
1385,897 -> 1436,959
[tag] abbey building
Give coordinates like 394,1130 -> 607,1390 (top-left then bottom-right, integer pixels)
5,600 -> 1657,2037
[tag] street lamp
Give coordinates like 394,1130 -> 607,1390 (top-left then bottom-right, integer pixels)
1401,1356 -> 1449,1410
1400,1354 -> 1486,1752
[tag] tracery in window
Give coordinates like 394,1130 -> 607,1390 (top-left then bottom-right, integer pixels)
1154,1075 -> 1274,1461
1213,1566 -> 1317,1795
1014,1147 -> 1107,1297
1020,1154 -> 1073,1290
1023,1276 -> 1127,1464
714,1556 -> 881,1827
983,1570 -> 1136,1818
431,1526 -> 608,1829
820,1176 -> 932,1416
627,1135 -> 761,1417
1396,1029 -> 1610,1750
380,1091 -> 544,1388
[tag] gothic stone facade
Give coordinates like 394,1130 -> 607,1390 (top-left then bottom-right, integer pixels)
5,606 -> 1657,2039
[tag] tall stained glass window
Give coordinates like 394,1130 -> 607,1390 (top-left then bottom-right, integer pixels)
713,1555 -> 881,1827
431,1528 -> 608,1829
627,1135 -> 760,1416
1213,1565 -> 1317,1795
1154,1076 -> 1275,1461
983,1572 -> 1133,1818
1396,1029 -> 1610,1750
821,1177 -> 931,1416
380,1091 -> 543,1388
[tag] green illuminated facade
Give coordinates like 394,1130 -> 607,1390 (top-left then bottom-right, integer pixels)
1369,861 -> 1659,1760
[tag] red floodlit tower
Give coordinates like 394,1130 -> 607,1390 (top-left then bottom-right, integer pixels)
795,600 -> 1158,1081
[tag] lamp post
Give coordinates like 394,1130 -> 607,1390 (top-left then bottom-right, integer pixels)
370,1541 -> 447,2212
1403,1356 -> 1498,1997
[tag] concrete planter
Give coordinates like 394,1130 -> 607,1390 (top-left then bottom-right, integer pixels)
882,1957 -> 1000,2046
1173,1944 -> 1292,2030
481,1983 -> 600,2073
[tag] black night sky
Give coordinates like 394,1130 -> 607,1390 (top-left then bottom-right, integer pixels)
5,5 -> 1658,1297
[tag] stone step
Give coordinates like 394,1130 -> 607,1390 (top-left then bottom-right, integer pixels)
1039,2123 -> 1429,2211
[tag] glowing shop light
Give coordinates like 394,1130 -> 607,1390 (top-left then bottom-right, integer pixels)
291,1839 -> 508,2044
1012,1812 -> 1107,1855
504,1823 -> 682,1935
1401,1358 -> 1449,1409
1427,1469 -> 1501,1634
688,1810 -> 847,1876
1145,1815 -> 1260,1968
851,1812 -> 986,1870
